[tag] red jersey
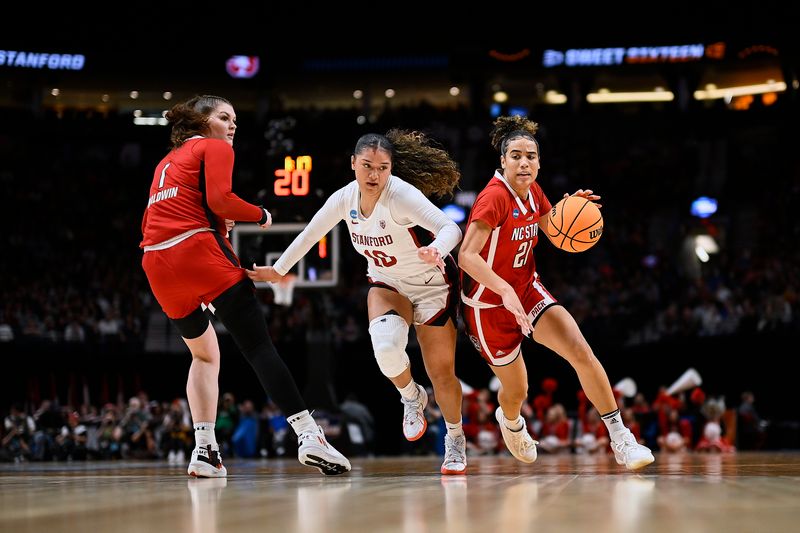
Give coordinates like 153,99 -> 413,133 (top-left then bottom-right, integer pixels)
140,137 -> 262,247
462,171 -> 552,306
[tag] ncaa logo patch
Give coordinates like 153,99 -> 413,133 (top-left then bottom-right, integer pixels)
349,209 -> 358,219
512,208 -> 520,219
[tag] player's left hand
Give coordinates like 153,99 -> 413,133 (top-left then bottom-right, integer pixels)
224,219 -> 235,237
418,246 -> 446,274
564,189 -> 602,208
258,208 -> 273,228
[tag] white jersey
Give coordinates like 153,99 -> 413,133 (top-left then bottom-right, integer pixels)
274,175 -> 461,281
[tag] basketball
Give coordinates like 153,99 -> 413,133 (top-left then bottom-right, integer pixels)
545,196 -> 603,252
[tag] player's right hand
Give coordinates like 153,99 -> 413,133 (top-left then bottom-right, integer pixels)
417,246 -> 446,274
246,264 -> 283,282
499,287 -> 532,337
565,189 -> 602,208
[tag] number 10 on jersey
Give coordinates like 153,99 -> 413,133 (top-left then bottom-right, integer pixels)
274,155 -> 311,196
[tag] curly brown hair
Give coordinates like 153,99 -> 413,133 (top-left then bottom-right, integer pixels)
490,116 -> 539,155
353,130 -> 461,198
165,95 -> 231,149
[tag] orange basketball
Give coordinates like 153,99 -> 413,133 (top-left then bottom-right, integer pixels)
545,196 -> 603,252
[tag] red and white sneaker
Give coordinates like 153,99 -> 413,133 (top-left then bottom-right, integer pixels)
401,384 -> 428,441
441,433 -> 467,475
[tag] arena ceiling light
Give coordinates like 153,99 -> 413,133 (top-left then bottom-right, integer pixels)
693,81 -> 787,100
587,89 -> 674,103
544,90 -> 567,104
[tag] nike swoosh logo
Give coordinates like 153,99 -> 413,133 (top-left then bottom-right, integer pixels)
424,275 -> 434,284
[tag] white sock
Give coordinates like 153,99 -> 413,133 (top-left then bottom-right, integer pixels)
287,409 -> 317,435
600,408 -> 624,435
503,415 -> 524,432
446,419 -> 464,438
193,422 -> 217,447
397,380 -> 420,402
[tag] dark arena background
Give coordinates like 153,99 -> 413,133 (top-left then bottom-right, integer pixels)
2,10 -> 800,533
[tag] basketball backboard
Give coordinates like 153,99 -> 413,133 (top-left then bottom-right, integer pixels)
231,223 -> 340,288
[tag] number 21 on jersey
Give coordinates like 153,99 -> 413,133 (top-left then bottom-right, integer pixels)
513,240 -> 533,268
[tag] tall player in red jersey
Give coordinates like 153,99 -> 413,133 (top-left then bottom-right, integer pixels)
140,95 -> 350,477
459,116 -> 654,470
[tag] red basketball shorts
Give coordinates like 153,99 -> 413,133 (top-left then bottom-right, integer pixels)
462,279 -> 557,366
142,232 -> 245,319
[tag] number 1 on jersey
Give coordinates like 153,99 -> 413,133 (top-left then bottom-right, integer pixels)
158,163 -> 171,189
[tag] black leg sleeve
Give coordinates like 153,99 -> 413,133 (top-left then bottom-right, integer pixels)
212,281 -> 307,416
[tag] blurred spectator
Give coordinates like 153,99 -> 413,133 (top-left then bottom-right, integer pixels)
95,407 -> 123,460
55,411 -> 88,460
575,408 -> 610,455
63,318 -> 86,343
463,407 -> 502,456
696,399 -> 735,453
737,391 -> 767,450
260,400 -> 288,457
538,404 -> 572,454
464,388 -> 495,424
232,400 -> 259,458
657,407 -> 692,453
0,313 -> 14,342
162,399 -> 192,464
2,403 -> 35,462
215,393 -> 238,456
119,396 -> 156,458
340,393 -> 376,456
32,400 -> 63,460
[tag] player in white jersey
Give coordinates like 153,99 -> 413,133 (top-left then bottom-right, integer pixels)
248,131 -> 468,474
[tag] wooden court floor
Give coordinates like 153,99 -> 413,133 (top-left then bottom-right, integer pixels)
2,452 -> 799,533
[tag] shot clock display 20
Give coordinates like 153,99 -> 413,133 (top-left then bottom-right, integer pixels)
274,155 -> 311,196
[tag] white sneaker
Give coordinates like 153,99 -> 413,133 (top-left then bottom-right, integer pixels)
187,445 -> 227,478
611,428 -> 655,470
441,433 -> 467,475
401,384 -> 428,441
495,407 -> 538,463
298,425 -> 352,476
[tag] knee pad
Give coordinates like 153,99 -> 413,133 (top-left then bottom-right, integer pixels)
368,314 -> 410,378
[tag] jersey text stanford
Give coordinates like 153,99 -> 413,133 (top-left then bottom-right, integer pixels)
351,233 -> 394,247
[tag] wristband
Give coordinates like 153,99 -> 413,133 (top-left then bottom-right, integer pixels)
257,207 -> 270,225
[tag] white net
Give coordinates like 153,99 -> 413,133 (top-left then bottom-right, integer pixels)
271,275 -> 297,306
